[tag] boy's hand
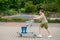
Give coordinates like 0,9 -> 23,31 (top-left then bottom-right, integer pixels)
30,18 -> 34,20
33,18 -> 37,20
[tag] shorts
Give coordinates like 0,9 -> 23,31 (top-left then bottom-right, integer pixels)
40,23 -> 48,29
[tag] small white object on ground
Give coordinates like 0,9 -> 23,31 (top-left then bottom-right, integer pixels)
48,35 -> 52,38
37,34 -> 42,38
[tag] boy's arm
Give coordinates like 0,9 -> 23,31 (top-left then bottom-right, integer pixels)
33,15 -> 43,20
33,17 -> 39,19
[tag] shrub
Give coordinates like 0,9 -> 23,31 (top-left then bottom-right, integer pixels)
0,18 -> 8,22
12,18 -> 28,22
4,9 -> 17,16
48,19 -> 60,23
18,8 -> 26,13
25,1 -> 37,13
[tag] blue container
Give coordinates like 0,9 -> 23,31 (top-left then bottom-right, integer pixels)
21,26 -> 27,34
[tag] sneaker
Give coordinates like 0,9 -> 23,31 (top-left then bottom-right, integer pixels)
37,34 -> 42,37
48,35 -> 52,38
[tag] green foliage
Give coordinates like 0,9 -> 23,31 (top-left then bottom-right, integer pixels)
4,9 -> 17,16
40,2 -> 58,12
0,0 -> 60,16
48,19 -> 60,23
0,18 -> 28,22
56,13 -> 60,17
18,8 -> 26,13
0,18 -> 8,22
12,18 -> 28,22
25,1 -> 37,13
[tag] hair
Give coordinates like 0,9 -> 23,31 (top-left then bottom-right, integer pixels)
39,9 -> 45,13
36,8 -> 45,15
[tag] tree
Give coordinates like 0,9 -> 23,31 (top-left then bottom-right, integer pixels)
25,1 -> 37,13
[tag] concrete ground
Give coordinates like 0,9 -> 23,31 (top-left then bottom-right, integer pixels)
0,22 -> 60,40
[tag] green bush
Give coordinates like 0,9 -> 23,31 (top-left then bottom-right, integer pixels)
48,19 -> 60,23
0,18 -> 8,22
24,1 -> 37,13
18,8 -> 26,13
0,18 -> 28,22
4,9 -> 17,16
12,18 -> 28,22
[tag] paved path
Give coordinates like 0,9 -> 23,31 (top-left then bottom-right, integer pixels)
2,14 -> 60,20
0,22 -> 60,40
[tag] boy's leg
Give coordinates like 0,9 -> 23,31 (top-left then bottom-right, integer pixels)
39,27 -> 43,35
46,28 -> 51,35
46,28 -> 52,37
44,23 -> 52,37
39,23 -> 44,35
37,27 -> 43,37
37,24 -> 43,37
44,23 -> 51,35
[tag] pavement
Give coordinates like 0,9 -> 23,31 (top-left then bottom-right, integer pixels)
0,22 -> 60,40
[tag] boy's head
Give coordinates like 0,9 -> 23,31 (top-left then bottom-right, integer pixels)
39,9 -> 45,15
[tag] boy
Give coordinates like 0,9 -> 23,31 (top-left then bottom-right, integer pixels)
32,9 -> 52,37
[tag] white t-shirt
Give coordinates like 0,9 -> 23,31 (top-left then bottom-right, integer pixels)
34,14 -> 48,24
